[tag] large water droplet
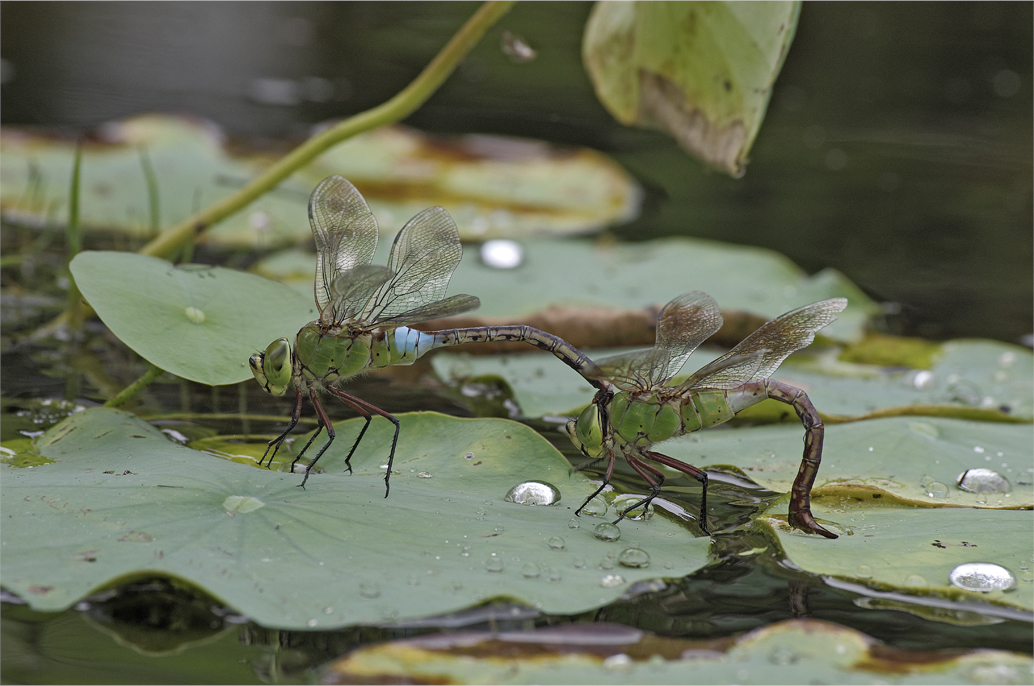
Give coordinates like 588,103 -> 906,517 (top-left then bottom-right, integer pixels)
359,581 -> 381,599
485,556 -> 504,573
521,562 -> 540,579
949,563 -> 1017,592
593,522 -> 621,542
567,518 -> 580,529
924,481 -> 949,498
600,574 -> 626,588
504,480 -> 561,506
580,495 -> 609,517
613,494 -> 655,521
480,239 -> 525,269
617,547 -> 651,569
957,468 -> 1012,494
548,536 -> 566,550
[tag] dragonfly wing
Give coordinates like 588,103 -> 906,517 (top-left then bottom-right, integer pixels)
588,347 -> 674,392
330,266 -> 395,322
654,291 -> 723,377
377,293 -> 481,328
356,206 -> 464,327
309,176 -> 379,325
681,298 -> 847,390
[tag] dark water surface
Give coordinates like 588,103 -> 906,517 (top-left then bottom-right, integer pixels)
1,3 -> 1032,684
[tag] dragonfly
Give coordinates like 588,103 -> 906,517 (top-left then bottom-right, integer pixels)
565,291 -> 847,538
250,175 -> 600,493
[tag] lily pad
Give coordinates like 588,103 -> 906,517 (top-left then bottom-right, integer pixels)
583,1 -> 800,176
0,408 -> 711,629
321,618 -> 1033,685
756,502 -> 1034,615
70,251 -> 316,385
256,236 -> 875,343
0,115 -> 640,245
663,417 -> 1033,509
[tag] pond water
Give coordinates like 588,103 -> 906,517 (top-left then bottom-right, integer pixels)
1,3 -> 1032,684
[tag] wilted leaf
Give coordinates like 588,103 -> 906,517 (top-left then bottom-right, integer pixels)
583,1 -> 801,176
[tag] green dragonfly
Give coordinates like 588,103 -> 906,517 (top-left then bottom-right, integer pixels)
566,291 -> 847,538
250,175 -> 599,492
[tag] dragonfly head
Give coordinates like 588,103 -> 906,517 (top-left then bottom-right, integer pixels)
566,403 -> 605,458
250,338 -> 292,396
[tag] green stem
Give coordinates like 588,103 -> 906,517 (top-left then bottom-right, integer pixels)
65,141 -> 85,332
139,0 -> 514,260
105,364 -> 165,408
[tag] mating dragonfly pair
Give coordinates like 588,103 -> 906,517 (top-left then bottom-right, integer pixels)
250,176 -> 846,539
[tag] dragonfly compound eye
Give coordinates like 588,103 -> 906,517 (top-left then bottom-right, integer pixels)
572,404 -> 605,457
259,338 -> 292,396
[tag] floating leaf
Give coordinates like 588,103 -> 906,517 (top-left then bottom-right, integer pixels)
0,115 -> 640,245
321,618 -> 1033,684
756,502 -> 1033,615
70,251 -> 316,385
1,408 -> 710,629
583,1 -> 801,176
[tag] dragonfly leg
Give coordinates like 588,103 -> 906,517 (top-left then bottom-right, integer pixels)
574,450 -> 617,516
290,424 -> 324,474
325,386 -> 400,498
613,453 -> 666,524
259,386 -> 305,469
642,450 -> 711,536
763,381 -> 837,539
299,386 -> 337,488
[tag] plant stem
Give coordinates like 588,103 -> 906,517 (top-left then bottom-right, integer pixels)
64,141 -> 86,332
139,0 -> 514,260
105,364 -> 165,408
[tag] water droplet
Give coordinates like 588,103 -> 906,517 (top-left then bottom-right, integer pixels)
460,545 -> 472,557
548,567 -> 562,582
222,495 -> 265,513
548,536 -> 566,550
600,574 -> 626,588
504,480 -> 561,506
998,351 -> 1016,367
486,556 -> 504,573
949,563 -> 1017,592
475,507 -> 487,519
600,553 -> 616,570
957,468 -> 1012,494
307,619 -> 317,627
617,547 -> 651,568
573,557 -> 587,569
494,526 -> 505,533
602,653 -> 632,671
907,370 -> 938,390
480,239 -> 524,269
593,522 -> 621,542
581,495 -> 609,517
1019,561 -> 1030,572
567,518 -> 581,529
663,561 -> 675,571
184,306 -> 205,324
904,574 -> 928,588
323,606 -> 334,614
521,562 -> 540,578
359,581 -> 381,598
417,471 -> 432,479
768,646 -> 799,665
856,564 -> 873,579
613,494 -> 655,521
464,452 -> 475,459
1022,572 -> 1033,583
924,481 -> 949,498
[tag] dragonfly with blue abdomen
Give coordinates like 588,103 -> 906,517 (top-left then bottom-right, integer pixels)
250,175 -> 601,492
565,291 -> 847,538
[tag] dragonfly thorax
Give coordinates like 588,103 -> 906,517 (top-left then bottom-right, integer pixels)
295,321 -> 374,385
609,391 -> 682,447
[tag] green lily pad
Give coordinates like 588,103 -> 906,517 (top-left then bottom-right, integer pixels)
0,408 -> 710,629
322,618 -> 1033,685
0,115 -> 640,245
663,417 -> 1033,509
256,237 -> 875,343
756,502 -> 1034,615
70,251 -> 316,385
583,1 -> 800,177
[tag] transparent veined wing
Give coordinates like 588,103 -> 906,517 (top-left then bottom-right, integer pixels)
680,298 -> 847,391
328,265 -> 395,323
308,176 -> 379,325
354,206 -> 478,328
588,291 -> 722,392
